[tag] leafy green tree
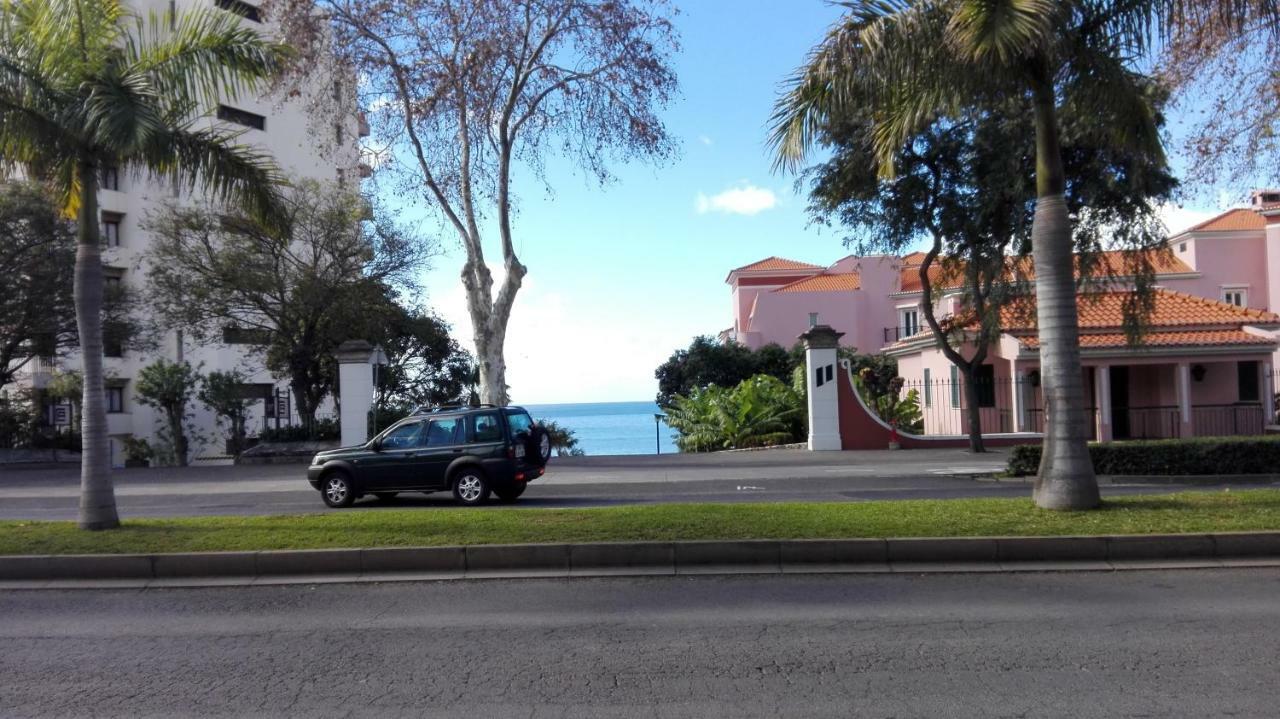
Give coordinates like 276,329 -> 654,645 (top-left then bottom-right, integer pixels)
134,360 -> 202,467
769,0 -> 1276,509
0,0 -> 288,529
199,370 -> 254,456
805,97 -> 1176,451
0,182 -> 75,390
656,338 -> 802,407
145,180 -> 431,427
375,309 -> 476,411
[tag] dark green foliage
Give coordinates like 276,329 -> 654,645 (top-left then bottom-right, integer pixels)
664,374 -> 803,452
538,420 -> 585,457
1007,437 -> 1280,476
656,337 -> 781,406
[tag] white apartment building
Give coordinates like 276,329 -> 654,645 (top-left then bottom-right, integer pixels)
17,0 -> 363,464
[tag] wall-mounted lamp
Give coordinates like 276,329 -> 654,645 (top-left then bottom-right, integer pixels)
1191,364 -> 1207,382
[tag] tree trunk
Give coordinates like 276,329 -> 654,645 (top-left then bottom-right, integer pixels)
475,330 -> 508,406
168,405 -> 188,467
291,379 -> 318,430
1028,71 -> 1100,510
74,161 -> 119,530
960,366 -> 986,454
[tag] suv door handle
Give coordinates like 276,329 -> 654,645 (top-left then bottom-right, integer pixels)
452,448 -> 463,453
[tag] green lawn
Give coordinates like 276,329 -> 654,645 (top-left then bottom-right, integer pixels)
3,490 -> 1280,556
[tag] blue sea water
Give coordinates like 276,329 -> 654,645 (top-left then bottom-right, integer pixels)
522,401 -> 678,456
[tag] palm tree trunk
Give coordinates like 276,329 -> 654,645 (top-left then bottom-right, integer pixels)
74,160 -> 120,530
1028,71 -> 1100,510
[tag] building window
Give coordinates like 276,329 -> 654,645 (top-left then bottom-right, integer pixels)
100,165 -> 119,191
106,387 -> 124,414
901,308 -> 920,338
1239,361 -> 1260,402
923,368 -> 932,408
808,312 -> 819,328
1178,242 -> 1187,253
222,326 -> 272,345
217,104 -> 266,130
104,271 -> 124,300
950,365 -> 960,407
103,323 -> 125,358
974,364 -> 996,408
1222,288 -> 1247,307
215,0 -> 262,22
102,213 -> 122,247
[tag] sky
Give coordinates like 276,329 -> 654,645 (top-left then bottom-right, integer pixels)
395,0 -> 1236,405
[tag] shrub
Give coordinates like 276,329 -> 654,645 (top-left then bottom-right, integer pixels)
1006,436 -> 1280,476
259,417 -> 340,443
664,374 -> 803,452
539,419 -> 585,456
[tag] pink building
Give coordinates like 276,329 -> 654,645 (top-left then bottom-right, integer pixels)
724,193 -> 1280,440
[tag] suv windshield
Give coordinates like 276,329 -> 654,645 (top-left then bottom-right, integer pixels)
507,410 -> 534,436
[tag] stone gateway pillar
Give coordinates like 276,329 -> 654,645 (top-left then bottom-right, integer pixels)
799,325 -> 845,451
336,340 -> 375,448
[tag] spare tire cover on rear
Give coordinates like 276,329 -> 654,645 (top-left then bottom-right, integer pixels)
525,424 -> 552,467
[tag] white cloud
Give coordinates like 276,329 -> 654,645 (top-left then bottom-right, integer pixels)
698,134 -> 713,146
432,265 -> 684,403
694,182 -> 778,216
1157,203 -> 1221,236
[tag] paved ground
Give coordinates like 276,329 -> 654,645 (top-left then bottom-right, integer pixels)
0,448 -> 1274,519
3,569 -> 1280,717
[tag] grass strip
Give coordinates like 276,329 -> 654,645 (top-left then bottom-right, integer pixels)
3,489 -> 1280,556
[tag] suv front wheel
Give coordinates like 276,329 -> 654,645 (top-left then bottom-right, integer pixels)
452,469 -> 491,506
321,470 -> 356,508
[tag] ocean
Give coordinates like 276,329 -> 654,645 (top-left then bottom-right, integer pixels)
522,401 -> 678,456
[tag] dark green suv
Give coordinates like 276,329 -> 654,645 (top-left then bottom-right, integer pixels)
306,406 -> 551,508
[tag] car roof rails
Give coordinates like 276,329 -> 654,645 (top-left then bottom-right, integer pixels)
411,403 -> 499,414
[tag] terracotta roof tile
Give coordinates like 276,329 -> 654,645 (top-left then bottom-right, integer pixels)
1002,289 -> 1280,330
731,256 -> 824,273
1017,330 -> 1274,350
772,272 -> 861,293
897,250 -> 1195,294
1185,208 -> 1265,232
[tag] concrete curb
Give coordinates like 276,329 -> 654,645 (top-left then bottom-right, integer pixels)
4,532 -> 1280,586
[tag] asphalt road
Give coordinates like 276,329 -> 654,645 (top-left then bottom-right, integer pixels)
0,448 -> 1274,519
4,569 -> 1280,717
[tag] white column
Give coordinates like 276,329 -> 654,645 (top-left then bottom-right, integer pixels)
1176,362 -> 1193,437
800,325 -> 845,451
1011,368 -> 1025,433
1095,365 -> 1112,442
336,340 -> 375,448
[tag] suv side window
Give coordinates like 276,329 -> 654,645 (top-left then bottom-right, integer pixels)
381,421 -> 423,449
471,412 -> 503,443
424,417 -> 464,447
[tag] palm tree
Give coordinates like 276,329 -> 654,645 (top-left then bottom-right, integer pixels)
769,1 -> 1274,510
0,0 -> 288,529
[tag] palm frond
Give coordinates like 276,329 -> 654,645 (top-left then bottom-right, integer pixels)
137,123 -> 289,235
946,0 -> 1057,63
124,8 -> 292,115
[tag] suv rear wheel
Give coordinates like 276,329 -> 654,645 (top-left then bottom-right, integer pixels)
321,470 -> 356,508
452,468 -> 491,506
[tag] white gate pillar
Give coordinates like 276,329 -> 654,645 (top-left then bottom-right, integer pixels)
336,340 -> 375,448
800,325 -> 845,451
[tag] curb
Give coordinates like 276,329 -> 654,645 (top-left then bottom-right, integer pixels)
3,532 -> 1280,586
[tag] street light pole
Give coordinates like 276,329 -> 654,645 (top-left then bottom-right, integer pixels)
653,413 -> 665,455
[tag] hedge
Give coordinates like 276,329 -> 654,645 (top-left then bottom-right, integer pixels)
1006,435 -> 1280,476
